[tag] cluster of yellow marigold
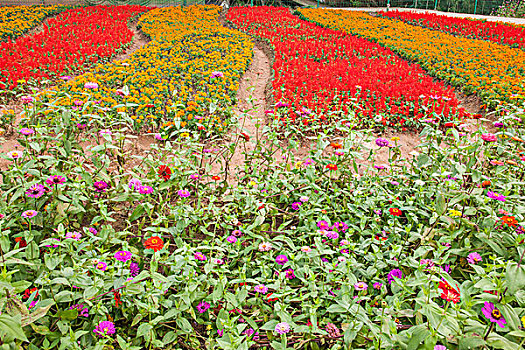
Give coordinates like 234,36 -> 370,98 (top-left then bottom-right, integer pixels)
40,5 -> 253,133
298,9 -> 525,108
0,5 -> 66,41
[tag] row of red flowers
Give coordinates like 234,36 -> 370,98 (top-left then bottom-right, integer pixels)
379,10 -> 525,50
0,5 -> 149,91
226,7 -> 467,129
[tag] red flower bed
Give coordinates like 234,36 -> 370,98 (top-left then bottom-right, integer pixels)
227,7 -> 466,129
380,10 -> 525,50
0,5 -> 149,91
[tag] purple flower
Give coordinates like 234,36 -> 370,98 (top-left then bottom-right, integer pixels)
276,255 -> 288,265
487,191 -> 506,202
128,178 -> 142,191
19,128 -> 34,136
96,262 -> 107,271
374,209 -> 382,216
178,189 -> 190,198
467,252 -> 482,264
373,282 -> 383,289
482,302 -> 506,328
139,186 -> 153,194
317,220 -> 330,230
291,202 -> 302,210
275,322 -> 291,335
285,269 -> 295,279
93,321 -> 115,337
354,282 -> 368,290
84,82 -> 99,89
493,122 -> 504,128
196,301 -> 210,313
332,221 -> 348,233
130,262 -> 140,277
375,138 -> 389,147
194,252 -> 207,261
114,250 -> 132,262
21,210 -> 38,219
154,133 -> 163,140
69,304 -> 89,317
46,175 -> 66,186
387,269 -> 403,284
324,230 -> 339,240
26,184 -> 45,198
89,227 -> 98,235
211,71 -> 224,78
226,235 -> 237,243
254,284 -> 268,294
93,181 -> 109,193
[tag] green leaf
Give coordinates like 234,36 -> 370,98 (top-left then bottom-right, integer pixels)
436,194 -> 446,215
56,309 -> 78,321
176,317 -> 193,333
136,323 -> 152,338
506,262 -> 525,294
0,314 -> 29,342
260,319 -> 278,331
459,335 -> 486,349
407,325 -> 430,350
21,303 -> 54,327
129,204 -> 145,222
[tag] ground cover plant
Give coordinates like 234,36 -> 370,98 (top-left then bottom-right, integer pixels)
1,88 -> 525,349
38,5 -> 253,136
0,5 -> 149,97
0,5 -> 69,42
227,7 -> 467,131
378,10 -> 525,50
298,8 -> 525,110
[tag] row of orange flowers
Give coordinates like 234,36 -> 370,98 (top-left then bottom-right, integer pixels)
297,9 -> 525,109
0,5 -> 69,41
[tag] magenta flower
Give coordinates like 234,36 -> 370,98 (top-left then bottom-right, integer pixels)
178,189 -> 190,198
317,220 -> 330,230
21,210 -> 38,219
84,82 -> 99,89
96,262 -> 107,271
387,269 -> 403,284
128,178 -> 142,190
93,181 -> 109,193
375,138 -> 389,147
354,282 -> 368,290
46,175 -> 66,186
114,250 -> 132,262
190,174 -> 201,180
285,269 -> 295,279
467,252 -> 482,264
60,75 -> 72,81
194,252 -> 207,261
88,227 -> 98,235
19,128 -> 34,136
373,282 -> 383,289
274,322 -> 291,334
434,345 -> 447,350
226,235 -> 237,243
232,229 -> 242,237
70,304 -> 89,317
487,191 -> 506,202
93,321 -> 115,337
324,230 -> 339,240
21,96 -> 34,104
275,101 -> 289,108
130,262 -> 140,277
139,185 -> 153,194
26,184 -> 45,198
481,133 -> 497,142
196,301 -> 210,313
276,254 -> 288,265
291,202 -> 302,210
254,284 -> 268,294
217,329 -> 224,336
482,302 -> 506,328
332,221 -> 348,232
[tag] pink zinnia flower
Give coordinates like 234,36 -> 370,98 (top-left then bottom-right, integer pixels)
178,189 -> 190,198
226,236 -> 237,243
114,250 -> 132,262
96,262 -> 107,271
467,252 -> 482,264
139,186 -> 153,194
93,321 -> 115,337
354,282 -> 368,290
194,252 -> 207,261
19,128 -> 34,136
285,269 -> 295,279
84,82 -> 99,89
276,255 -> 288,265
22,210 -> 38,219
46,175 -> 66,186
26,184 -> 45,198
65,231 -> 82,240
254,284 -> 268,294
196,301 -> 210,313
274,322 -> 291,334
481,133 -> 497,142
487,191 -> 506,202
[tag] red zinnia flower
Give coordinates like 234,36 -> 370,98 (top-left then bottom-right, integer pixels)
330,142 -> 342,149
389,208 -> 402,216
158,165 -> 171,181
212,176 -> 220,181
500,215 -> 517,227
144,236 -> 164,252
266,292 -> 278,303
23,287 -> 38,300
481,180 -> 491,188
113,290 -> 122,307
14,237 -> 27,248
326,164 -> 337,171
438,280 -> 460,303
240,132 -> 250,141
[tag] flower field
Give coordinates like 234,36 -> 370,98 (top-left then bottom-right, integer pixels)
379,10 -> 525,50
0,5 -> 148,94
38,6 -> 253,134
0,5 -> 69,42
298,9 -> 525,109
227,7 -> 466,130
2,4 -> 525,350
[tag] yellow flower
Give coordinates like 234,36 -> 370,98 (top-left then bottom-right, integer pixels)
295,161 -> 303,169
391,136 -> 400,141
180,132 -> 190,138
449,209 -> 462,217
522,315 -> 525,328
249,180 -> 257,186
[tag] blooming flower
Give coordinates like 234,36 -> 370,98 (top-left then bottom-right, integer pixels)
317,220 -> 330,230
21,96 -> 34,104
354,282 -> 368,290
46,175 -> 66,186
65,231 -> 82,240
326,163 -> 337,171
21,210 -> 38,219
130,262 -> 140,277
70,304 -> 89,317
387,269 -> 403,284
301,246 -> 312,253
114,250 -> 132,262
276,254 -> 288,265
285,269 -> 295,279
375,138 -> 389,147
96,262 -> 107,271
194,251 -> 207,261
500,215 -> 518,227
259,242 -> 273,251
332,221 -> 348,232
226,236 -> 237,243
324,230 -> 339,240
467,252 -> 482,264
275,322 -> 291,335
128,178 -> 142,191
196,301 -> 210,313
291,202 -> 302,210
487,191 -> 506,202
178,189 -> 190,198
482,302 -> 506,328
93,181 -> 109,193
299,196 -> 309,202
373,282 -> 383,289
26,184 -> 45,198
84,82 -> 99,89
144,236 -> 164,252
93,321 -> 115,337
190,174 -> 201,180
7,151 -> 22,159
254,284 -> 268,294
434,345 -> 447,350
211,71 -> 224,78
389,208 -> 402,216
481,133 -> 497,142
19,128 -> 34,136
139,185 -> 153,194
158,165 -> 171,181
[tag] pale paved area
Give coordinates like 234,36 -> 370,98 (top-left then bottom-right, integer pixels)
329,7 -> 525,25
